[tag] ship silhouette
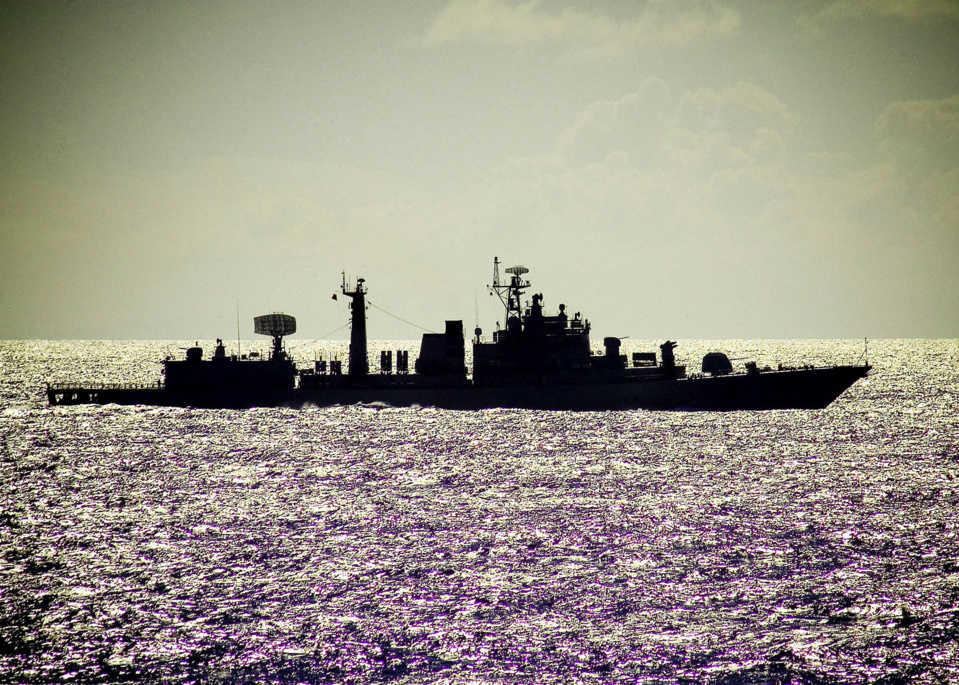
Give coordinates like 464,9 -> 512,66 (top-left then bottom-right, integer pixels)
48,259 -> 870,411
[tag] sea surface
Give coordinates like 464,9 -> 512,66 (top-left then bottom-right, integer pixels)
1,339 -> 957,684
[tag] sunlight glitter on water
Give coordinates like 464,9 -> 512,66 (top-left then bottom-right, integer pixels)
0,340 -> 957,683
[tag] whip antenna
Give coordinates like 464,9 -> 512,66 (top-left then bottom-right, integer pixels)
236,300 -> 241,356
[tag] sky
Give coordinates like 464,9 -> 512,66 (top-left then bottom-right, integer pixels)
2,0 -> 958,341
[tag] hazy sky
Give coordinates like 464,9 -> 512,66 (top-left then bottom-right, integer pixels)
2,0 -> 958,341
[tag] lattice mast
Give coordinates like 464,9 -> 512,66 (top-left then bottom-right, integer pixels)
490,256 -> 530,330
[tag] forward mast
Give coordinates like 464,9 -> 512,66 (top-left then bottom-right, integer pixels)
490,257 -> 531,333
341,273 -> 368,376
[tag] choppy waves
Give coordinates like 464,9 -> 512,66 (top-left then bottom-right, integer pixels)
1,339 -> 958,683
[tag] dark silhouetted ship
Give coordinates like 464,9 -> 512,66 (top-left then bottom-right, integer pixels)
47,259 -> 870,411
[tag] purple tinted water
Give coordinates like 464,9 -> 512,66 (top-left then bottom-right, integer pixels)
1,340 -> 957,683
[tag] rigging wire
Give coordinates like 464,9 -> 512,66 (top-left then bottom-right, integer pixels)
284,321 -> 350,358
316,320 -> 352,341
367,299 -> 435,333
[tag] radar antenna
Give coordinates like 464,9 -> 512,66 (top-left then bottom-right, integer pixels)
253,313 -> 296,361
489,257 -> 530,329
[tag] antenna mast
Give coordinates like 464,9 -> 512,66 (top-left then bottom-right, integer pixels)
489,257 -> 530,329
236,300 -> 241,356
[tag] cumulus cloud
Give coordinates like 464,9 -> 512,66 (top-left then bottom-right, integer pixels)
475,79 -> 803,279
555,78 -> 673,167
467,79 -> 959,336
674,83 -> 798,168
548,79 -> 796,174
876,94 -> 959,174
423,0 -> 740,58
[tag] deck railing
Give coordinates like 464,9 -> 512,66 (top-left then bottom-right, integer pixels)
46,382 -> 164,391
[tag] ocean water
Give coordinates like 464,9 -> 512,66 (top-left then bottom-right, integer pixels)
1,339 -> 957,684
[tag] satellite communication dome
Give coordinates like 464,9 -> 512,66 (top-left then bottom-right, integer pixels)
254,313 -> 296,338
702,352 -> 733,376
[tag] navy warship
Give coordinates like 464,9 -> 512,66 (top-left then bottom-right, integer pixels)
47,259 -> 870,411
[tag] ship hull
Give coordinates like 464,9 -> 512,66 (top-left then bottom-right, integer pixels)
47,364 -> 869,411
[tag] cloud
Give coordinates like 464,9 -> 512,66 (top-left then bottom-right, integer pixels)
465,79 -> 959,335
810,0 -> 959,23
549,79 -> 796,173
555,78 -> 673,167
876,94 -> 959,175
674,83 -> 798,167
475,79 -> 803,276
423,0 -> 740,58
